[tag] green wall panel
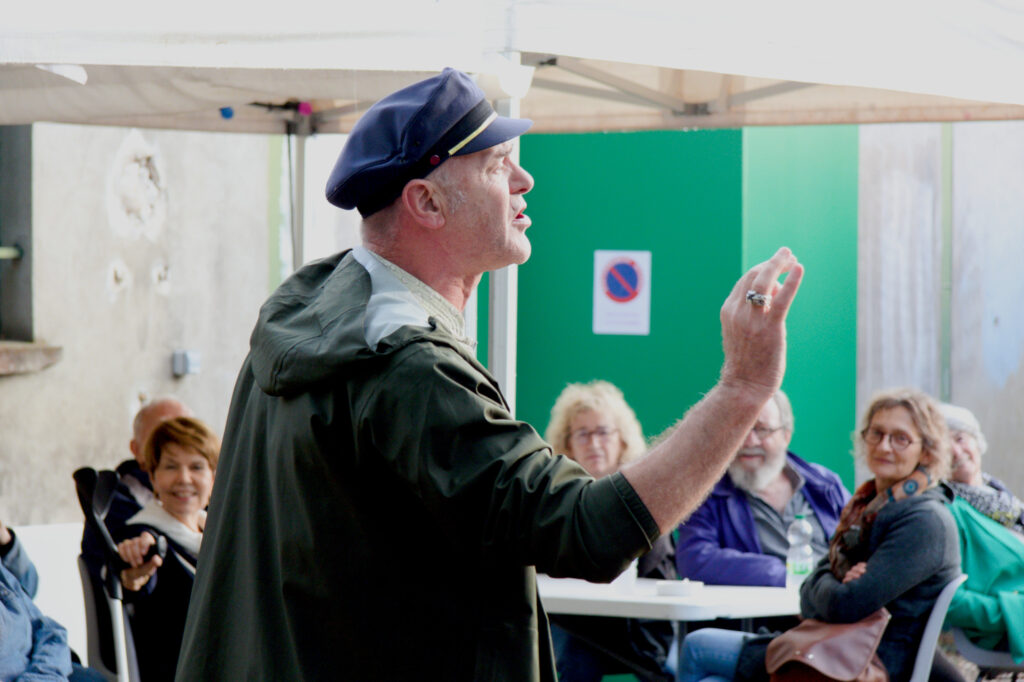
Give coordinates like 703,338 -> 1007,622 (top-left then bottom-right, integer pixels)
742,126 -> 859,489
475,271 -> 489,366
516,130 -> 744,445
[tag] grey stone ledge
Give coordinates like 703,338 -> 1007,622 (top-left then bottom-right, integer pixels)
0,341 -> 63,376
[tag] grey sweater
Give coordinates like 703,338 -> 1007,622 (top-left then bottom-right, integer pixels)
799,485 -> 961,682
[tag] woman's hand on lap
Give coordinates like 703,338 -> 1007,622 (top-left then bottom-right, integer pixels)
117,532 -> 163,591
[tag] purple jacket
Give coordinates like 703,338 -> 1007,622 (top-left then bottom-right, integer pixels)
676,452 -> 850,586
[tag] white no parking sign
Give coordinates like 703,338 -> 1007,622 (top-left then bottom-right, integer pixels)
592,250 -> 651,336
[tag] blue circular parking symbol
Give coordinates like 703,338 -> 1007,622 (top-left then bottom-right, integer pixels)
603,259 -> 640,303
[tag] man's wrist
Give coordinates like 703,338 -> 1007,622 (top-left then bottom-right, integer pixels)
711,378 -> 774,416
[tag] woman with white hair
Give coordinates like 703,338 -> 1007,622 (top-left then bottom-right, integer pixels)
940,403 -> 1024,659
940,402 -> 1024,536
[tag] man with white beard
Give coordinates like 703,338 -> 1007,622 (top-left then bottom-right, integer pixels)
675,390 -> 850,586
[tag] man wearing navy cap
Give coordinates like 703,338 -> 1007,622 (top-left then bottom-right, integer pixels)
178,68 -> 804,681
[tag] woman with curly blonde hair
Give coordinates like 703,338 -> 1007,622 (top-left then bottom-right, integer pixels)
545,381 -> 675,681
545,380 -> 646,479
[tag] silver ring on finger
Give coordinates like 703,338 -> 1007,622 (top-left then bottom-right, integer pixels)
745,290 -> 771,307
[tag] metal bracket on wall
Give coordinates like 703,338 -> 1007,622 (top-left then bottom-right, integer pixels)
0,245 -> 24,260
0,125 -> 33,341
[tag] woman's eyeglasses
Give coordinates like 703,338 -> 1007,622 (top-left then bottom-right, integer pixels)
862,427 -> 918,452
570,427 -> 618,446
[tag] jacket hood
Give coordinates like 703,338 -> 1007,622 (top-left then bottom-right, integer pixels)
249,247 -> 438,396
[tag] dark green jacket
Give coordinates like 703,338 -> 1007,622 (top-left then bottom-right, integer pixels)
176,248 -> 659,681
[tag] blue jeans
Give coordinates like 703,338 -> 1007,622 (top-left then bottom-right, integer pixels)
70,662 -> 109,682
679,628 -> 752,682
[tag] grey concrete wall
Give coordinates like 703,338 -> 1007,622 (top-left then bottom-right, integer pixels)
858,120 -> 1024,491
950,121 -> 1024,493
857,124 -> 945,403
0,124 -> 272,525
303,134 -> 362,262
857,123 -> 945,483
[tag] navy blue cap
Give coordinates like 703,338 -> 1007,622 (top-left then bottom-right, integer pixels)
325,68 -> 533,217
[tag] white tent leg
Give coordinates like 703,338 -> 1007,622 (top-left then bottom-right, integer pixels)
287,123 -> 308,272
489,261 -> 518,416
488,95 -> 521,417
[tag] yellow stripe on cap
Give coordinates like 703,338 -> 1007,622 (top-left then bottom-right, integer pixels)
448,111 -> 498,156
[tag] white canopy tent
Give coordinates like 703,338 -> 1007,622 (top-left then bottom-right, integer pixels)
5,0 -> 1024,133
4,0 -> 1024,410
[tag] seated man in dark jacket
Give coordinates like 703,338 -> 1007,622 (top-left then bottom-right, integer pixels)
676,390 -> 849,586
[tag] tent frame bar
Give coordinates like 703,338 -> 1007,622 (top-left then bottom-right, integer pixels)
554,56 -> 690,114
535,57 -> 819,119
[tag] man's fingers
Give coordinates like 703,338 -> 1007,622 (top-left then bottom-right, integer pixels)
728,248 -> 797,306
748,247 -> 797,299
727,260 -> 763,304
724,247 -> 796,315
767,263 -> 804,318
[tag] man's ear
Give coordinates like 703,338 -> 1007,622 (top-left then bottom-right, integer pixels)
401,179 -> 446,230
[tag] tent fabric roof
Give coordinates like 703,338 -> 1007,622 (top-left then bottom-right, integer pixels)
513,0 -> 1024,106
3,0 -> 1024,133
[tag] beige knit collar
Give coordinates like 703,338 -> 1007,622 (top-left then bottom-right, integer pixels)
365,250 -> 477,353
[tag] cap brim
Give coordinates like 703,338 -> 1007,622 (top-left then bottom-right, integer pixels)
455,116 -> 533,156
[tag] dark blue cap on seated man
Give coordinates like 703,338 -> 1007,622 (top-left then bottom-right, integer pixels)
326,67 -> 533,217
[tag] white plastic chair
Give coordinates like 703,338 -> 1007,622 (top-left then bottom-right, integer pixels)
907,573 -> 967,682
951,627 -> 1024,681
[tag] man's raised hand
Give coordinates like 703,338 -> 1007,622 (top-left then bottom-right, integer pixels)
719,247 -> 804,397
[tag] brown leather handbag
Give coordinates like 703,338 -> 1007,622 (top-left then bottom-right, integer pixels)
765,608 -> 891,682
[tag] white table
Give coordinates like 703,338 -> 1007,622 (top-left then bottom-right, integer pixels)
538,575 -> 800,621
538,575 -> 801,679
